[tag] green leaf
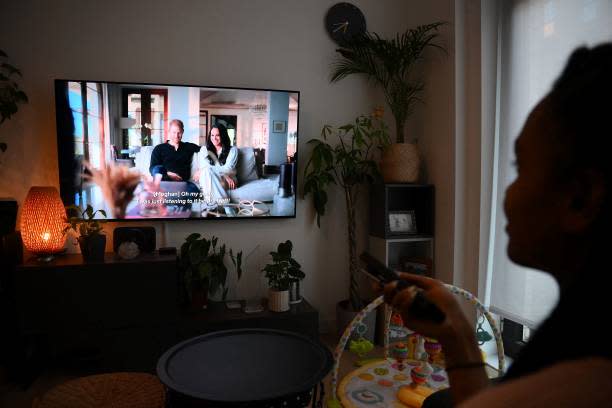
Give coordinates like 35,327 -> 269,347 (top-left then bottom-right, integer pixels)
186,233 -> 200,242
199,262 -> 213,280
189,244 -> 202,265
278,240 -> 292,257
1,63 -> 21,76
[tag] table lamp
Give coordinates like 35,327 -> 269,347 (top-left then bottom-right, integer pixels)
20,186 -> 67,261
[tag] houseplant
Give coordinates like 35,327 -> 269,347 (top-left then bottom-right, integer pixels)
262,240 -> 304,312
330,22 -> 446,182
0,49 -> 28,153
64,204 -> 107,262
303,113 -> 389,311
180,234 -> 242,310
0,49 -> 28,235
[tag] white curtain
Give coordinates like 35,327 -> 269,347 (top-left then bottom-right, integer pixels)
487,0 -> 612,328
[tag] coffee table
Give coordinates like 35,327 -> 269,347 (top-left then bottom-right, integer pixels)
157,329 -> 333,407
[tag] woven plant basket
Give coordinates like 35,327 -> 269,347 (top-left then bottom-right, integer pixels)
380,143 -> 420,183
33,372 -> 166,408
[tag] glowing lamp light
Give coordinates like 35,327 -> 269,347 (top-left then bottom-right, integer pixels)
20,186 -> 67,261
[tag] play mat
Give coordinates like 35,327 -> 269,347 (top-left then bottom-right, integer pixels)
337,358 -> 449,407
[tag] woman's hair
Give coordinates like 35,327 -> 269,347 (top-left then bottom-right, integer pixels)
547,44 -> 612,178
206,124 -> 232,164
168,119 -> 184,132
546,43 -> 612,226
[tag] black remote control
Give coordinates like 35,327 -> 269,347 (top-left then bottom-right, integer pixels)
360,252 -> 446,323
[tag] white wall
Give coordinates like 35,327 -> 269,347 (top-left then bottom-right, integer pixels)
0,0 -> 455,332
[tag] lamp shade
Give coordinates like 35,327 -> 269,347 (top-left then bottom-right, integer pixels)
20,187 -> 67,255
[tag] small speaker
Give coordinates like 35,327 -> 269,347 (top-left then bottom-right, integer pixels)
113,227 -> 156,253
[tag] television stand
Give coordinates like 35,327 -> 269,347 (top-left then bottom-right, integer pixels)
11,252 -> 319,373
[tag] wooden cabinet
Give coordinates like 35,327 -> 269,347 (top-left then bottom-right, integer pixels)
12,252 -> 319,372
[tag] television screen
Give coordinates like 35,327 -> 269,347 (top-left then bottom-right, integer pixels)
55,80 -> 299,220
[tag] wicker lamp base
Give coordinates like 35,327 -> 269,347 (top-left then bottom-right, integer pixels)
33,372 -> 166,408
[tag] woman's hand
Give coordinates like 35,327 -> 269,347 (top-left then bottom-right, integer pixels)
192,170 -> 200,183
224,175 -> 236,189
384,273 -> 490,405
383,273 -> 475,347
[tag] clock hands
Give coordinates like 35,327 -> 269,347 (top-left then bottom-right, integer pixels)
332,21 -> 349,34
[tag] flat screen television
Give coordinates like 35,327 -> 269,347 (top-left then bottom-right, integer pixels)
55,79 -> 299,220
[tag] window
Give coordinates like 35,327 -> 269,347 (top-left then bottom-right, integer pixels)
122,88 -> 168,147
67,81 -> 106,169
487,0 -> 612,328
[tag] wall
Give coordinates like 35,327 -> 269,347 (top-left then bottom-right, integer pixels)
0,0 -> 455,331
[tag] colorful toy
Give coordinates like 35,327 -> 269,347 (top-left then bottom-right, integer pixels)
349,338 -> 374,359
424,338 -> 442,364
397,384 -> 434,408
410,363 -> 429,386
330,284 -> 505,407
392,342 -> 409,371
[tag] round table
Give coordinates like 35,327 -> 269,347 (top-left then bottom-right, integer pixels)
157,329 -> 333,407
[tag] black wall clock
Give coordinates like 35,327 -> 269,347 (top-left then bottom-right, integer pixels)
325,2 -> 367,46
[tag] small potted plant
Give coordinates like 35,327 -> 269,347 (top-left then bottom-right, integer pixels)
262,240 -> 304,312
180,234 -> 242,310
64,204 -> 107,262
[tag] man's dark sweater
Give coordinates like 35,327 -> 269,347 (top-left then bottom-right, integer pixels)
149,142 -> 200,181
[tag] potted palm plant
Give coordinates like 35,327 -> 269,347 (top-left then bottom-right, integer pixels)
180,234 -> 242,310
303,113 -> 389,313
64,204 -> 107,262
330,22 -> 446,182
262,240 -> 304,312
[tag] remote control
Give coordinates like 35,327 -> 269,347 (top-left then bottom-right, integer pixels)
360,252 -> 445,323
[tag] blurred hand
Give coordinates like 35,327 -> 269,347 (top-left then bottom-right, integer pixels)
224,175 -> 236,189
167,171 -> 182,181
382,272 -> 474,346
192,170 -> 200,183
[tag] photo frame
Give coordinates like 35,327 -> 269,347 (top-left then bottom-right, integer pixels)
272,120 -> 286,133
388,210 -> 417,234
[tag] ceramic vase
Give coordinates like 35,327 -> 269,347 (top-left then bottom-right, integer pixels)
268,288 -> 290,312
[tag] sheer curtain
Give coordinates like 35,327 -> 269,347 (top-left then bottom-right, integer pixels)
487,0 -> 612,328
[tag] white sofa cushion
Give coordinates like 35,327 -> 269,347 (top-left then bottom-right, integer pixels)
236,147 -> 259,185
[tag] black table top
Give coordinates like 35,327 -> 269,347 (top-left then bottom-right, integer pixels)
157,328 -> 332,405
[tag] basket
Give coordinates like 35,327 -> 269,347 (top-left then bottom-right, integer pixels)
33,372 -> 166,408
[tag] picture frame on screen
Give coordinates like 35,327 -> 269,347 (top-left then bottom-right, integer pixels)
272,120 -> 286,133
54,79 -> 300,222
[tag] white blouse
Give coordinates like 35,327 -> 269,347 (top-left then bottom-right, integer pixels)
198,146 -> 238,178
